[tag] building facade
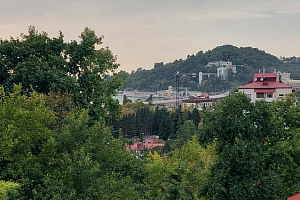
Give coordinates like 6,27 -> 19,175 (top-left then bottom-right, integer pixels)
182,96 -> 220,110
238,72 -> 292,102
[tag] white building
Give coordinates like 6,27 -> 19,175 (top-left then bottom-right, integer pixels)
238,72 -> 292,102
206,61 -> 236,81
206,61 -> 232,68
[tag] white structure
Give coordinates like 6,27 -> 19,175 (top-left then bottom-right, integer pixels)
217,67 -> 227,80
198,72 -> 217,86
167,85 -> 173,96
206,61 -> 232,68
205,61 -> 237,81
238,72 -> 292,102
280,72 -> 291,81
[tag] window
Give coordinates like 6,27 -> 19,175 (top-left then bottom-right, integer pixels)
256,93 -> 264,98
266,93 -> 273,98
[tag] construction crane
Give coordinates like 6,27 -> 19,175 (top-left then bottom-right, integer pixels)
175,71 -> 197,108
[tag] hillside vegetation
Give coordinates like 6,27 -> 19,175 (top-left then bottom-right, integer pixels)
122,45 -> 300,92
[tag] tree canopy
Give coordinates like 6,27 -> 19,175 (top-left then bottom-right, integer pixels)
0,26 -> 124,122
198,92 -> 300,199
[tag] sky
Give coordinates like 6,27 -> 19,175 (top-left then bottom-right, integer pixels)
1,0 -> 300,72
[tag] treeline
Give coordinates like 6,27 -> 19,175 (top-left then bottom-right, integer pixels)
1,86 -> 300,199
113,102 -> 201,140
122,45 -> 300,92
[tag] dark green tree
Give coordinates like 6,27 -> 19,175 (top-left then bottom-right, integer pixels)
199,93 -> 286,199
191,107 -> 201,128
0,26 -> 124,123
123,94 -> 132,105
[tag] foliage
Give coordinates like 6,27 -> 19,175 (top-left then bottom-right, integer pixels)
199,92 -> 300,199
145,136 -> 217,199
123,45 -> 298,93
0,85 -> 145,199
37,111 -> 143,199
114,104 -> 202,142
0,26 -> 124,122
0,181 -> 20,200
0,84 -> 55,198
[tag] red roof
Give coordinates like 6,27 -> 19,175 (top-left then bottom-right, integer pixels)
126,142 -> 164,151
239,80 -> 292,89
288,193 -> 300,200
202,93 -> 209,98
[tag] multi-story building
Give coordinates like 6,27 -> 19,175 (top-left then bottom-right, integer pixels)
238,72 -> 292,102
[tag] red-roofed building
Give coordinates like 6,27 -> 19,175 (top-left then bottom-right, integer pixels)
126,141 -> 164,151
238,72 -> 292,102
288,193 -> 300,200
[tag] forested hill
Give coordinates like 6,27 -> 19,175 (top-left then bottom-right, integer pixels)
121,45 -> 300,92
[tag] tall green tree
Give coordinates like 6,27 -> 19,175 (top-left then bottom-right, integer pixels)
145,137 -> 217,200
66,28 -> 124,122
199,92 -> 300,199
191,107 -> 201,128
38,110 -> 143,199
0,84 -> 55,198
0,26 -> 124,122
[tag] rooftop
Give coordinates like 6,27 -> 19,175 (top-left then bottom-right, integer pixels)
126,141 -> 164,151
239,73 -> 292,89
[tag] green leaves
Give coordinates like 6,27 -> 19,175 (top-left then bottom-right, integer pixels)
0,180 -> 20,199
145,137 -> 217,199
199,92 -> 300,199
0,26 -> 124,122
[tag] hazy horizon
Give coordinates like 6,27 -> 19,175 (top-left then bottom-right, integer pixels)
1,0 -> 300,72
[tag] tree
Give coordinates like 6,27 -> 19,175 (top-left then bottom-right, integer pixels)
267,94 -> 300,197
199,92 -> 300,199
0,26 -> 124,123
0,181 -> 20,199
0,84 -> 55,199
39,111 -> 143,199
145,137 -> 217,199
122,94 -> 132,105
191,107 -> 201,128
159,111 -> 173,140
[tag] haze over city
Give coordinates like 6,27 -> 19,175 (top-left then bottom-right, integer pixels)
1,0 -> 300,72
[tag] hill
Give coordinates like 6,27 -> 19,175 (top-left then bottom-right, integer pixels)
121,45 -> 300,92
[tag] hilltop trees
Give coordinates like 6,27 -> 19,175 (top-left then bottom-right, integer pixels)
123,45 -> 297,92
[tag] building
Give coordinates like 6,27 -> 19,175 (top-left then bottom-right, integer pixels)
182,93 -> 220,110
206,61 -> 232,68
279,72 -> 300,92
126,135 -> 164,151
202,61 -> 237,82
126,141 -> 164,151
238,72 -> 292,102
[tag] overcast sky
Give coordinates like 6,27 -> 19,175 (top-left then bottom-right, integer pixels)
1,0 -> 300,72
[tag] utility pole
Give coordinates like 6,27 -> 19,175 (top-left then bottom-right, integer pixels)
175,71 -> 196,108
